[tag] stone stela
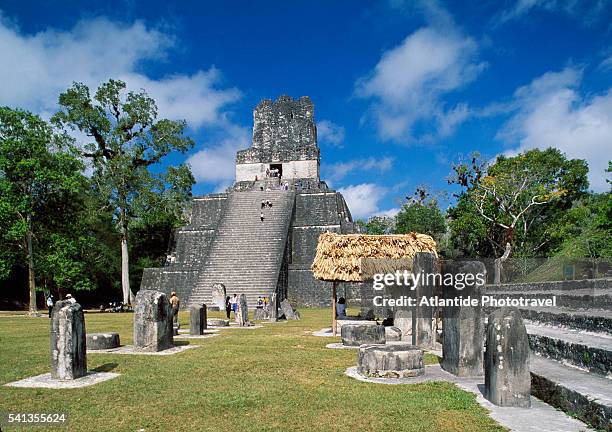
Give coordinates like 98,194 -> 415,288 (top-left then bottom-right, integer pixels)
133,290 -> 174,352
50,300 -> 87,380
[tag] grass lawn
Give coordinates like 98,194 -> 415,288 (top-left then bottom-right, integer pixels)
0,308 -> 506,432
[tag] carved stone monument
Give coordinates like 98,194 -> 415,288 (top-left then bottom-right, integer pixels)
211,283 -> 226,311
280,299 -> 300,320
485,307 -> 531,407
50,300 -> 87,380
134,290 -> 174,352
412,252 -> 437,349
394,309 -> 412,341
236,294 -> 249,327
190,304 -> 207,335
441,261 -> 486,377
269,292 -> 278,322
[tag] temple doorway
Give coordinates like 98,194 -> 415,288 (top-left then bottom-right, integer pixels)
270,163 -> 283,178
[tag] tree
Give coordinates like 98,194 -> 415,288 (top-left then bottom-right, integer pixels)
356,216 -> 395,234
395,201 -> 446,241
53,79 -> 195,304
394,187 -> 446,243
0,107 -> 84,313
448,148 -> 588,282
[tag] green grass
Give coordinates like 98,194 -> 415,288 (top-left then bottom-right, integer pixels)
0,308 -> 505,432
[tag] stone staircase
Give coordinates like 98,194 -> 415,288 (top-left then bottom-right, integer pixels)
486,279 -> 612,430
188,189 -> 295,308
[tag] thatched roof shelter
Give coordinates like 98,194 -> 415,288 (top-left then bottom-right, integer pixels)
311,232 -> 438,282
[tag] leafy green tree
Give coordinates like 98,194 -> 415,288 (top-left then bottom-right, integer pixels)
356,216 -> 395,234
395,201 -> 446,241
448,148 -> 588,282
0,107 -> 85,313
53,79 -> 195,304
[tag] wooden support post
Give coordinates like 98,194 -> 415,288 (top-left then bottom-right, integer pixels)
332,281 -> 337,336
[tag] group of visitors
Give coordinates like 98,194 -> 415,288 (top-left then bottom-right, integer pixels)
45,293 -> 76,318
260,199 -> 273,222
256,296 -> 269,308
225,294 -> 240,319
266,167 -> 281,178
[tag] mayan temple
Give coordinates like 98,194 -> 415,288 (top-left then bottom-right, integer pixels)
140,95 -> 358,308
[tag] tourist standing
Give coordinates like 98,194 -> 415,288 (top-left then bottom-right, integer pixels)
336,297 -> 346,317
170,291 -> 180,326
225,296 -> 232,319
231,294 -> 238,317
46,294 -> 54,318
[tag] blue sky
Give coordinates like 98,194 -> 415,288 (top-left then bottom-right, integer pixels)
1,0 -> 611,219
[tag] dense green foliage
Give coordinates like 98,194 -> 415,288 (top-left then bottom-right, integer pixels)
0,81 -> 196,309
0,108 -> 93,311
357,149 -> 609,263
52,79 -> 195,304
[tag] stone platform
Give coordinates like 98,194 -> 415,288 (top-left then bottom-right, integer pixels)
174,333 -> 220,340
87,344 -> 198,355
4,372 -> 120,389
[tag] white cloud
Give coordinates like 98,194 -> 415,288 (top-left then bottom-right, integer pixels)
324,156 -> 394,182
0,15 -> 240,128
373,207 -> 400,218
493,0 -> 606,26
338,183 -> 387,219
600,54 -> 612,71
316,120 -> 345,147
356,27 -> 484,142
186,125 -> 250,185
498,67 -> 612,192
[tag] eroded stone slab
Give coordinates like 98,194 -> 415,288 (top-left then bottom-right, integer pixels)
385,326 -> 402,342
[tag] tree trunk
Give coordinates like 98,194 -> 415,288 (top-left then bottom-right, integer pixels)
26,214 -> 38,315
120,217 -> 135,305
494,242 -> 512,285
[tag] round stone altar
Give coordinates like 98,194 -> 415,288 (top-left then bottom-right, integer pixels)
207,319 -> 230,327
86,332 -> 120,350
357,344 -> 424,378
341,324 -> 385,346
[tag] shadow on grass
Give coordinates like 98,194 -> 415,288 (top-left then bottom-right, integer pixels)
91,362 -> 119,372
